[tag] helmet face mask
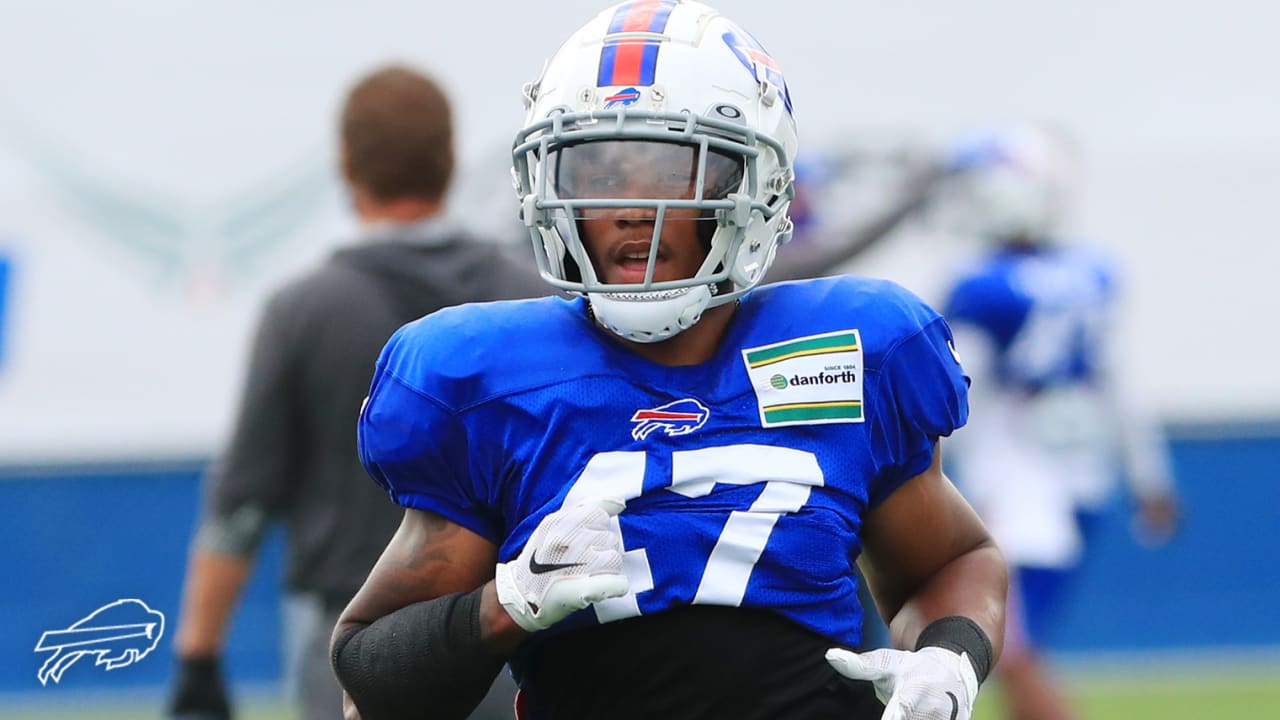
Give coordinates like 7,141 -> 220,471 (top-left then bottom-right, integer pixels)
512,0 -> 798,343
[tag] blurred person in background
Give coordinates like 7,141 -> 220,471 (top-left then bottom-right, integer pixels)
165,64 -> 543,720
939,123 -> 1180,720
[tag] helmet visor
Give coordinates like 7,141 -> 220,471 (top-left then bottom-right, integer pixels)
550,140 -> 743,202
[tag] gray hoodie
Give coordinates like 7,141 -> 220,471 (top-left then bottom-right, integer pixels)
202,225 -> 549,605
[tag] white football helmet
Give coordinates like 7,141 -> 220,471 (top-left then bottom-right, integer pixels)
512,0 -> 798,343
947,123 -> 1079,243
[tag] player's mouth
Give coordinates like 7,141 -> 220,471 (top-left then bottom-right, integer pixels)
608,240 -> 669,284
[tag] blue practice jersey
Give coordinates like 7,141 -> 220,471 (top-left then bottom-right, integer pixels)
944,245 -> 1115,392
358,275 -> 968,658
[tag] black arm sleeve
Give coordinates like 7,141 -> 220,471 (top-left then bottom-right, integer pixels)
331,588 -> 507,720
915,615 -> 994,685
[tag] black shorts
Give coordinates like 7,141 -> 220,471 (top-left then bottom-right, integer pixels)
514,605 -> 884,719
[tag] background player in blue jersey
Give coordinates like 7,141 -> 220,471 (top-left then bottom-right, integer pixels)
940,124 -> 1180,720
331,3 -> 1008,719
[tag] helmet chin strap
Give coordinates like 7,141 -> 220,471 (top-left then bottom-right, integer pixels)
588,285 -> 714,344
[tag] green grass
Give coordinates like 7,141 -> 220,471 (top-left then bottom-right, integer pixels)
0,696 -> 294,720
3,702 -> 293,717
974,670 -> 1280,720
7,670 -> 1280,719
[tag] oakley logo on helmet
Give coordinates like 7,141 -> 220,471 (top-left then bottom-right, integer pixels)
630,398 -> 710,440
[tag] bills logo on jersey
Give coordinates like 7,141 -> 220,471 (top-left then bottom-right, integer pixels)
630,398 -> 710,440
604,87 -> 642,108
721,30 -> 793,114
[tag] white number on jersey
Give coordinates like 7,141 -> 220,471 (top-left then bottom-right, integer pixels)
562,444 -> 825,622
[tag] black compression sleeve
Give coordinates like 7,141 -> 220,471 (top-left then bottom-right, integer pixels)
331,588 -> 506,720
915,615 -> 994,684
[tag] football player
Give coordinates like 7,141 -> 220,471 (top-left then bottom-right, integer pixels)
331,3 -> 1007,719
940,123 -> 1180,720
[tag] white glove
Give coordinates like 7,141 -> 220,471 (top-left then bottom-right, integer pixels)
826,646 -> 979,720
494,497 -> 629,632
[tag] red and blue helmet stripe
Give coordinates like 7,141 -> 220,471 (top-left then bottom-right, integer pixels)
597,0 -> 677,88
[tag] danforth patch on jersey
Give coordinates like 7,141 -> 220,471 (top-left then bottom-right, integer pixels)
742,330 -> 864,427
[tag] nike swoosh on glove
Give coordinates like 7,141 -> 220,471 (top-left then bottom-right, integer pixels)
495,497 -> 629,632
826,646 -> 979,720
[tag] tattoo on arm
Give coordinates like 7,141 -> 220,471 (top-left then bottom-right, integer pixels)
338,509 -> 497,636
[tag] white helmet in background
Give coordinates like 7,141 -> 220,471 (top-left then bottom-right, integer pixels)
947,123 -> 1079,243
512,0 -> 798,343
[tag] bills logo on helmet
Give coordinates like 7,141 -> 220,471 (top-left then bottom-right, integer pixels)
721,30 -> 793,114
630,398 -> 710,440
604,87 -> 642,107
